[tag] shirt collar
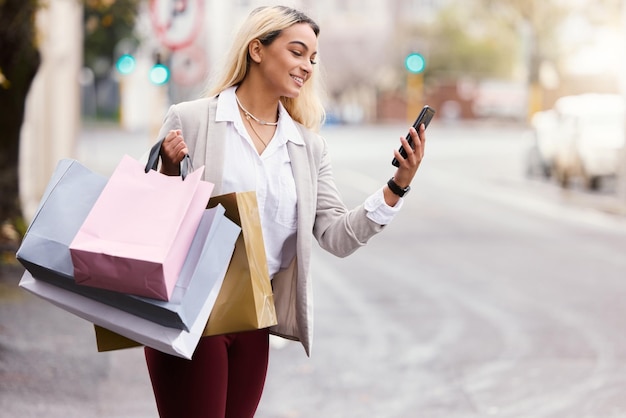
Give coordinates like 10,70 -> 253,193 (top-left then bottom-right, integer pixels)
216,86 -> 305,145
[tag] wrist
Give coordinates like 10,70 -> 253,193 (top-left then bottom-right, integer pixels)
160,160 -> 181,176
391,171 -> 411,188
387,177 -> 410,197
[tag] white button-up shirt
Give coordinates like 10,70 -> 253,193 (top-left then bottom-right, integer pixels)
216,86 -> 402,277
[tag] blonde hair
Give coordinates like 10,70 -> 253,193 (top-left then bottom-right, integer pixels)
206,6 -> 325,131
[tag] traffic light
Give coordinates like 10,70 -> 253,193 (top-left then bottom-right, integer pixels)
116,50 -> 171,85
405,52 -> 426,74
149,63 -> 170,85
116,53 -> 136,75
149,54 -> 170,85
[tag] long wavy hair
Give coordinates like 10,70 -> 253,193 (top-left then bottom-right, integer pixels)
206,6 -> 326,131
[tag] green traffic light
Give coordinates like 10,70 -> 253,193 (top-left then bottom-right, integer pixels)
405,53 -> 425,74
149,63 -> 170,85
116,54 -> 136,75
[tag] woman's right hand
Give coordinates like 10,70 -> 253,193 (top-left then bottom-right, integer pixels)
160,129 -> 188,175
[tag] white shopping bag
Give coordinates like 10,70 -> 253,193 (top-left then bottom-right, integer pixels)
19,267 -> 221,360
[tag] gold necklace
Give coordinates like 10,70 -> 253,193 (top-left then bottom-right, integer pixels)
235,95 -> 279,126
245,117 -> 271,148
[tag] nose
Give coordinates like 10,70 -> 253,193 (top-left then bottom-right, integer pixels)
301,60 -> 312,75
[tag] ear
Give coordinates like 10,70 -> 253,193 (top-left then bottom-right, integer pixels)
248,39 -> 263,64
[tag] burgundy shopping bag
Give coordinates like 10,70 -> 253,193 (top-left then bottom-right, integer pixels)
69,153 -> 213,301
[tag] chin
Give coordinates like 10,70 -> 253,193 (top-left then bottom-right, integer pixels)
284,87 -> 302,99
281,93 -> 299,100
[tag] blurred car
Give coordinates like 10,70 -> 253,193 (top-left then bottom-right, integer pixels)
545,94 -> 625,190
525,109 -> 560,178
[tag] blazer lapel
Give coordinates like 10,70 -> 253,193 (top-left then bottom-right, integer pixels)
287,140 -> 314,236
203,97 -> 227,195
286,137 -> 315,354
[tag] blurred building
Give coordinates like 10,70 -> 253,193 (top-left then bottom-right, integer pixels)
120,0 -> 623,127
129,0 -> 449,126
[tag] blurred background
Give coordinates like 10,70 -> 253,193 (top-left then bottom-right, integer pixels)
1,0 -> 625,233
2,1 -> 626,417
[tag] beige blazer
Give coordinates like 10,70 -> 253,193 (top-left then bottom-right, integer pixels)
155,96 -> 384,355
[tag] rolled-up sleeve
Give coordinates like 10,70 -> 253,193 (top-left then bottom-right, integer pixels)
364,187 -> 403,225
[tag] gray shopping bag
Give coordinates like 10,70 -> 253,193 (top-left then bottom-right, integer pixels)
17,159 -> 239,331
17,159 -> 108,280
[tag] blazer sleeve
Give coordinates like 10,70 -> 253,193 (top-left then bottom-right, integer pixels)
312,135 -> 385,258
155,104 -> 183,143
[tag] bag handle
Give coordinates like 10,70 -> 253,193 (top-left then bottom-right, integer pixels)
145,137 -> 193,180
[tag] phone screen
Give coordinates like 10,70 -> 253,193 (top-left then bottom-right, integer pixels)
392,105 -> 435,167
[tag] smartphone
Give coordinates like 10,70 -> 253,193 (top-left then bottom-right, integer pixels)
392,105 -> 436,167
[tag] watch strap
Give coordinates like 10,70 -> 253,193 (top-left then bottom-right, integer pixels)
387,177 -> 410,197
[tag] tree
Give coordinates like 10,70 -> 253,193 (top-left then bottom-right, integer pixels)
83,0 -> 140,70
0,0 -> 41,239
387,2 -> 522,87
477,0 -> 568,87
425,5 -> 518,80
83,0 -> 140,117
0,0 -> 140,247
477,0 -> 623,112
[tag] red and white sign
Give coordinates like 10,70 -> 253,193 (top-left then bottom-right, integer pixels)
150,0 -> 204,50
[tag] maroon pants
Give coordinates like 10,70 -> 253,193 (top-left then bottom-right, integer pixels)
145,328 -> 270,418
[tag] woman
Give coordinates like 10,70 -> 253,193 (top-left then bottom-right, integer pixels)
145,5 -> 426,418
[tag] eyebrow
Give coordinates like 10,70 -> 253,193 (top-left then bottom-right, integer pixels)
289,40 -> 317,54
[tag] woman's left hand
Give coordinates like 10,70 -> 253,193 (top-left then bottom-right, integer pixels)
384,124 -> 426,205
393,123 -> 425,183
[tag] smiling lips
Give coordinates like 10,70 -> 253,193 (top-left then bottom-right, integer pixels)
291,75 -> 304,87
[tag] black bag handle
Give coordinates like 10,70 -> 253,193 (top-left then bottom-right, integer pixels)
145,137 -> 193,180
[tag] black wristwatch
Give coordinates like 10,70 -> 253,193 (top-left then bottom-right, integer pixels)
387,177 -> 410,197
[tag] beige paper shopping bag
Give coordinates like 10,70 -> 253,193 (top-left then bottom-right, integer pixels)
202,191 -> 277,335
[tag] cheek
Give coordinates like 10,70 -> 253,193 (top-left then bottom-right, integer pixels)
264,55 -> 293,77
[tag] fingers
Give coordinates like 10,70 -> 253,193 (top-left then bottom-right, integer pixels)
161,129 -> 188,165
392,124 -> 426,186
411,123 -> 426,158
395,125 -> 425,166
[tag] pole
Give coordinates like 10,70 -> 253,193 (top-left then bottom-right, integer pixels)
406,72 -> 423,123
617,0 -> 626,202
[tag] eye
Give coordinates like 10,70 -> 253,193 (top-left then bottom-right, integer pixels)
291,49 -> 317,65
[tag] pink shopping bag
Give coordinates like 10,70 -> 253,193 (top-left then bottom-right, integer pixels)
69,153 -> 213,301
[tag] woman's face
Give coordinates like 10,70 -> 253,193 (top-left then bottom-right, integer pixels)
255,22 -> 318,98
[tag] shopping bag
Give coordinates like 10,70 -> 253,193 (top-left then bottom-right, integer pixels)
20,196 -> 239,331
202,192 -> 277,336
92,191 -> 278,353
17,158 -> 107,282
101,205 -> 239,331
69,151 -> 214,301
19,269 -> 218,360
94,325 -> 141,352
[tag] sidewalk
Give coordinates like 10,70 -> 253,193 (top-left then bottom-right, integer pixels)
76,122 -> 155,177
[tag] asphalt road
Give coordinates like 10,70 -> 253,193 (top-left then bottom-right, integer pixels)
2,121 -> 626,418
